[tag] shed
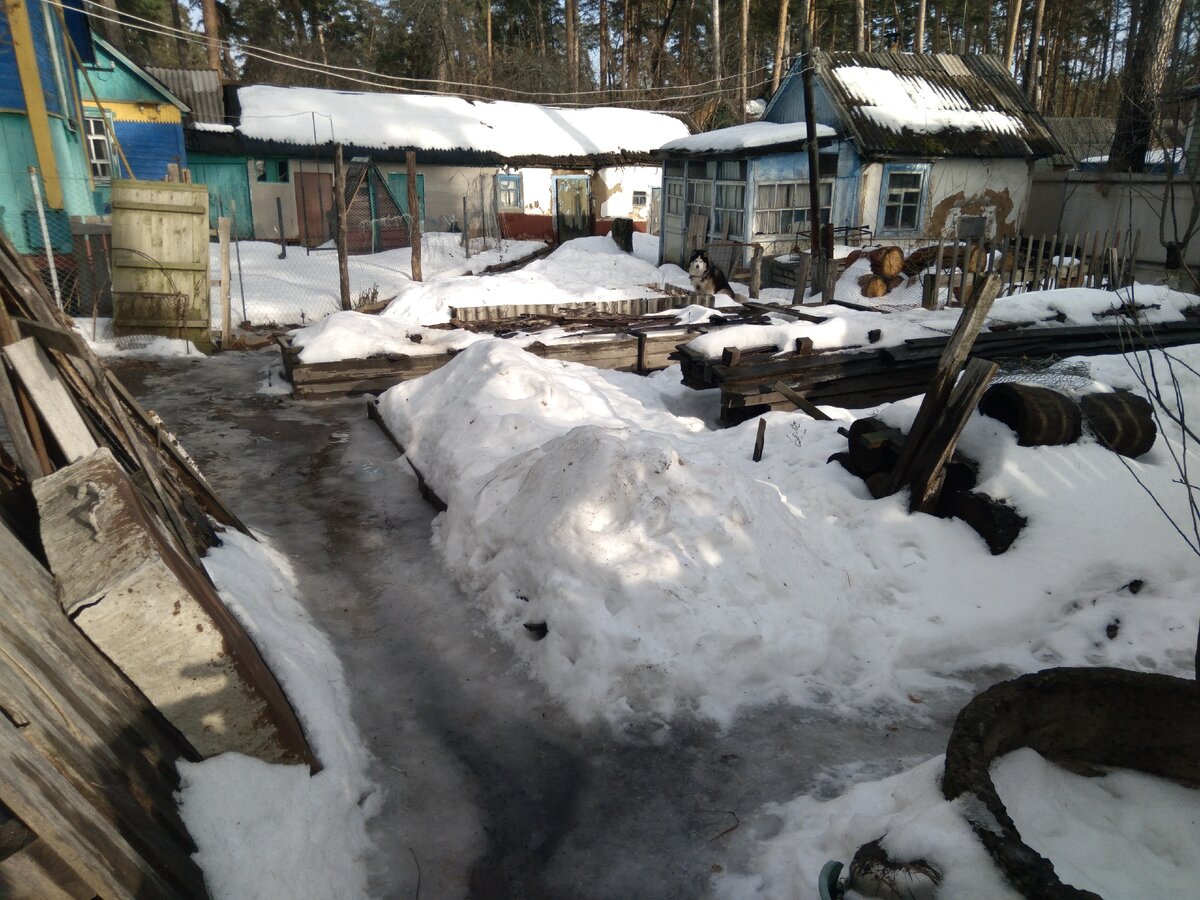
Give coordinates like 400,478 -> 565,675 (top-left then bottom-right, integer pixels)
657,50 -> 1064,268
184,83 -> 690,246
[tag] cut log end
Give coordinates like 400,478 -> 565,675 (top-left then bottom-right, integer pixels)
869,246 -> 905,278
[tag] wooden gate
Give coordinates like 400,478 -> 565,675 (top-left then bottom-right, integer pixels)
110,179 -> 211,351
295,171 -> 334,248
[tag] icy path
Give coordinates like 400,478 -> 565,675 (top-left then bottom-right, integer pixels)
113,350 -> 963,899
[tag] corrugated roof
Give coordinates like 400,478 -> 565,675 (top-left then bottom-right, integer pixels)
814,51 -> 1064,160
1043,117 -> 1115,167
146,67 -> 225,124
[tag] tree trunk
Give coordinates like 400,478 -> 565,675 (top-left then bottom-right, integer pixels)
651,0 -> 683,83
599,0 -> 609,91
772,0 -> 789,94
622,0 -> 632,88
566,0 -> 579,93
1110,0 -> 1186,171
486,0 -> 494,84
713,0 -> 723,87
915,0 -> 926,52
1022,0 -> 1046,102
90,0 -> 126,53
407,152 -> 423,282
1003,0 -> 1021,69
200,0 -> 221,71
740,0 -> 750,117
170,0 -> 188,67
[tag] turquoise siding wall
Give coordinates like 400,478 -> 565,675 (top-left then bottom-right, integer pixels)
82,42 -> 156,102
188,153 -> 254,238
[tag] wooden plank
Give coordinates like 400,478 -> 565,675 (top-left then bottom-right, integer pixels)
33,449 -> 315,768
0,714 -> 192,900
3,338 -> 97,464
0,350 -> 45,477
218,217 -> 232,347
908,357 -> 999,514
792,252 -> 812,305
0,835 -> 93,900
109,200 -> 207,216
885,274 -> 1002,495
770,381 -> 834,420
752,418 -> 767,461
13,318 -> 87,358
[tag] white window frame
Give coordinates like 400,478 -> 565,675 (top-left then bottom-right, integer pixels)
84,114 -> 113,183
752,181 -> 833,236
496,173 -> 523,210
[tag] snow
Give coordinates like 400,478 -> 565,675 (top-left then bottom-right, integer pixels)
117,228 -> 1200,897
209,234 -> 547,328
659,120 -> 836,154
235,85 -> 690,157
832,65 -> 1025,137
178,532 -> 375,900
289,233 -> 701,364
75,316 -> 203,357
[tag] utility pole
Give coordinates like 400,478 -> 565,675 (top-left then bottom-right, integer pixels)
799,0 -> 823,294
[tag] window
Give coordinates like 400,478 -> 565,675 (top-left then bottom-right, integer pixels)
882,169 -> 924,231
712,181 -> 745,237
686,179 -> 712,223
254,159 -> 290,183
632,190 -> 647,207
496,173 -> 522,210
664,179 -> 684,216
753,181 -> 832,235
84,116 -> 112,182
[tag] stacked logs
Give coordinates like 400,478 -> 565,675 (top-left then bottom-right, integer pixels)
855,244 -> 985,299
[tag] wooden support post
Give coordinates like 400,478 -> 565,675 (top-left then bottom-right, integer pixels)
885,273 -> 1002,495
218,217 -> 231,346
406,151 -> 423,282
752,417 -> 767,461
275,197 -> 286,259
462,196 -> 470,256
792,252 -> 812,305
908,356 -> 999,514
749,245 -> 763,299
166,163 -> 180,183
334,145 -> 351,311
922,273 -> 939,310
823,259 -> 838,303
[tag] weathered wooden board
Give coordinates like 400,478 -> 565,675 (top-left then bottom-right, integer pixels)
33,448 -> 314,767
3,337 -> 97,464
109,179 -> 212,350
0,833 -> 93,900
449,294 -> 715,322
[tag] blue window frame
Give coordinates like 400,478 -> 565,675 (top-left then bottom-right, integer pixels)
496,173 -> 522,210
877,163 -> 929,235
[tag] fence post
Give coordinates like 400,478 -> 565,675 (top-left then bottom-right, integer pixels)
406,151 -> 423,282
334,144 -> 352,310
749,244 -> 763,299
462,196 -> 470,257
230,201 -> 247,324
218,217 -> 231,347
28,168 -> 62,310
276,197 -> 287,259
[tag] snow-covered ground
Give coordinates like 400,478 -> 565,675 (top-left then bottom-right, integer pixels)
209,233 -> 548,328
103,233 -> 1200,897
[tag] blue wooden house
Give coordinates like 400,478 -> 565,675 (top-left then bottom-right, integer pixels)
0,0 -> 98,252
658,51 -> 1063,269
77,35 -> 190,208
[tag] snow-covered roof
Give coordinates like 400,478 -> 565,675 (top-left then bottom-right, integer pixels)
230,85 -> 690,162
774,51 -> 1063,160
659,121 -> 835,155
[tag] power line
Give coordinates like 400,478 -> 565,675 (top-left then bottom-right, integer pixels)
62,0 -> 777,107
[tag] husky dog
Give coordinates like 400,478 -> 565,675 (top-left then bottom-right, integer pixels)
687,249 -> 737,299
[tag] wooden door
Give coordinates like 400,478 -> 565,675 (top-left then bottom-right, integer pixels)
554,176 -> 591,244
294,172 -> 334,248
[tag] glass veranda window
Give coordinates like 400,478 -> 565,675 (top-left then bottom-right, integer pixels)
85,117 -> 112,182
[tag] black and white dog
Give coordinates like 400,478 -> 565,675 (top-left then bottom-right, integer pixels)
687,249 -> 737,299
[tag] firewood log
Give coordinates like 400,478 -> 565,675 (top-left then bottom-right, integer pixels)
858,274 -> 888,297
869,246 -> 904,277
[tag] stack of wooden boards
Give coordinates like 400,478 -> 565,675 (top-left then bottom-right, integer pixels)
280,295 -> 769,399
677,306 -> 1200,427
0,231 -> 314,898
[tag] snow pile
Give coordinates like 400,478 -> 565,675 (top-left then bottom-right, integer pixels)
178,533 -> 376,899
210,235 -> 546,328
833,65 -> 1025,137
380,338 -> 1200,729
235,85 -> 690,157
718,748 -> 1200,898
75,317 -> 203,357
291,234 -> 698,364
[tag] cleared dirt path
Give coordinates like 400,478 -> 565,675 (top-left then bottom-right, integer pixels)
113,349 -> 955,899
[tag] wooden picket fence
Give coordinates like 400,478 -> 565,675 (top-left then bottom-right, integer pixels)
920,228 -> 1142,309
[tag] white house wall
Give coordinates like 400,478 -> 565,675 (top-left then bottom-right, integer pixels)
859,158 -> 1030,245
595,166 -> 659,221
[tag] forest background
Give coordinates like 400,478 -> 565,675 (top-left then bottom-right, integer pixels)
86,0 -> 1200,168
